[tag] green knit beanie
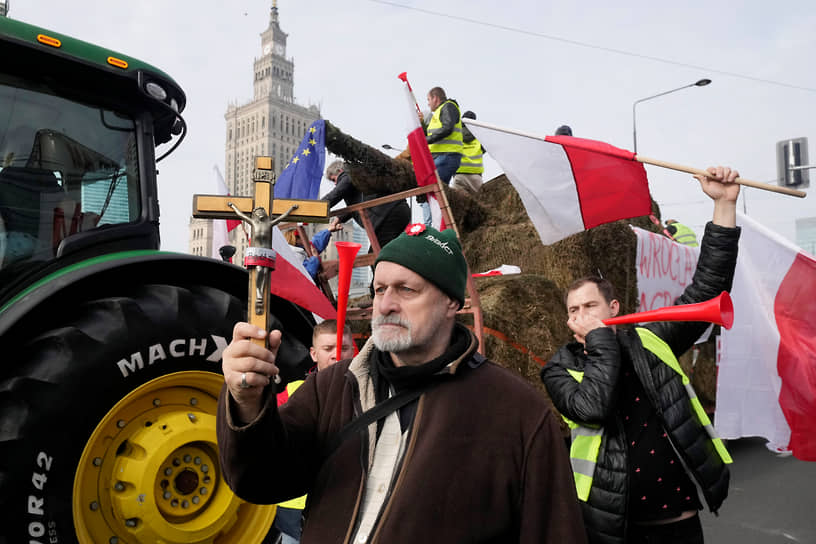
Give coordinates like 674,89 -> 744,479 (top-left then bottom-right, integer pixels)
375,224 -> 467,307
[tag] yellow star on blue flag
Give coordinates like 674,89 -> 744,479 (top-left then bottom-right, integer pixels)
274,119 -> 326,199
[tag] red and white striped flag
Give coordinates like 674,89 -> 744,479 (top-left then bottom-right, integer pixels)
261,226 -> 337,320
400,77 -> 446,230
464,119 -> 651,245
717,213 -> 816,460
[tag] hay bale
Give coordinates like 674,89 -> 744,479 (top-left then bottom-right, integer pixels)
461,175 -> 660,316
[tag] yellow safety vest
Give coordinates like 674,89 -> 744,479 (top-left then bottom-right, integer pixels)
456,137 -> 484,174
635,328 -> 732,464
426,100 -> 463,154
277,380 -> 308,510
562,369 -> 604,502
671,222 -> 699,247
560,327 -> 732,502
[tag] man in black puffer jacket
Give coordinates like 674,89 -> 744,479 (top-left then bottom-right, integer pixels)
542,166 -> 741,544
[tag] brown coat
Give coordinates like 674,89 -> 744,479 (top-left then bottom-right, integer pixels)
217,329 -> 586,544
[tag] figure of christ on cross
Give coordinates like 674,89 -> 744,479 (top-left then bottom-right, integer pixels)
227,203 -> 279,315
191,156 -> 331,380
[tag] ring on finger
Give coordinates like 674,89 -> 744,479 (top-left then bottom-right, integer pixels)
240,372 -> 251,389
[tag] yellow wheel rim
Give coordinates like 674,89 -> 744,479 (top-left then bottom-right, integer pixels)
73,371 -> 276,543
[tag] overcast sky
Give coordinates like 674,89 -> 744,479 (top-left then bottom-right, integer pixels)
11,0 -> 816,252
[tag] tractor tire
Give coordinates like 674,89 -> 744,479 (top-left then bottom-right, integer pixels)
0,284 -> 280,544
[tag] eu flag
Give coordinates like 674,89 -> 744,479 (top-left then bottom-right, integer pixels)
275,119 -> 326,199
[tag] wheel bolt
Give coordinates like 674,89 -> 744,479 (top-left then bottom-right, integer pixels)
93,457 -> 102,466
172,458 -> 181,466
190,397 -> 198,406
125,519 -> 137,528
194,456 -> 201,465
153,398 -> 161,406
109,537 -> 119,544
163,491 -> 172,500
187,413 -> 197,423
116,420 -> 126,428
192,496 -> 200,504
182,500 -> 190,509
164,467 -> 173,476
90,501 -> 99,511
201,464 -> 209,473
200,487 -> 208,495
114,482 -> 125,492
184,454 -> 192,463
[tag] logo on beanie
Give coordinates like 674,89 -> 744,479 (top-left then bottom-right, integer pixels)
425,234 -> 454,255
405,223 -> 426,236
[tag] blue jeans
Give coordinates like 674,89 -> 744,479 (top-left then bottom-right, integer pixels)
421,153 -> 461,226
433,153 -> 461,185
274,506 -> 303,540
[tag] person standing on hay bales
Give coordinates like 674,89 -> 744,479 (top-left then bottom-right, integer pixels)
665,219 -> 700,247
452,110 -> 485,194
418,86 -> 463,226
217,224 -> 587,543
541,166 -> 741,544
322,159 -> 410,249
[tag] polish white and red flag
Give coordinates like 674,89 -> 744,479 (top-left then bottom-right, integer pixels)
399,75 -> 446,230
211,165 -> 242,261
464,119 -> 651,245
261,225 -> 337,320
717,213 -> 816,461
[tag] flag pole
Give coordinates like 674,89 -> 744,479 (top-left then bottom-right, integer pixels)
634,155 -> 806,198
463,118 -> 806,199
398,71 -> 461,237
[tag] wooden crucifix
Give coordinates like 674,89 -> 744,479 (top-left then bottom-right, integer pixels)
192,156 -> 330,358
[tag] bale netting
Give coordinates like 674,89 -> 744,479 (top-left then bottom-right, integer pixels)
325,121 -> 415,195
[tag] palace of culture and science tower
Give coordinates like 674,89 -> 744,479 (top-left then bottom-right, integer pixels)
189,2 -> 369,291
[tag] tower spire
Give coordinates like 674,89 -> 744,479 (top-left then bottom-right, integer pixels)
271,0 -> 279,24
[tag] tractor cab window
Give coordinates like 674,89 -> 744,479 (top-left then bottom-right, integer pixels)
0,80 -> 140,272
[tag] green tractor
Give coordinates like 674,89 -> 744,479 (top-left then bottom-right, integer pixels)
0,16 -> 314,544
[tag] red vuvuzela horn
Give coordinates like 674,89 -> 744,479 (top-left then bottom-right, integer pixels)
398,71 -> 423,119
334,241 -> 361,360
602,291 -> 734,330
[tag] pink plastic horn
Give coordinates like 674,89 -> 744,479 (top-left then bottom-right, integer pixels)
603,291 -> 734,330
334,241 -> 362,360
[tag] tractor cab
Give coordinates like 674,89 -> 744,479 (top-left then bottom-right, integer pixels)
0,16 -> 186,303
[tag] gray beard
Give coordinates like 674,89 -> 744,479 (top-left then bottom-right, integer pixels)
371,314 -> 413,352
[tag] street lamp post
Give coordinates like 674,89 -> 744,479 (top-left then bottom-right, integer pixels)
632,78 -> 711,153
